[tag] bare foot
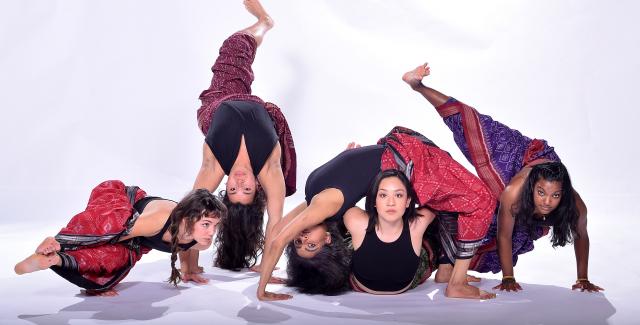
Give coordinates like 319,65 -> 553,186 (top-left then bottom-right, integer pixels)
181,272 -> 209,284
434,263 -> 452,283
84,289 -> 118,297
244,0 -> 274,30
35,237 -> 61,255
402,63 -> 430,89
445,283 -> 496,300
15,253 -> 60,275
180,265 -> 204,275
435,264 -> 481,283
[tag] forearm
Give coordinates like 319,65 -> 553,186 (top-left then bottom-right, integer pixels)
573,191 -> 589,279
257,237 -> 286,297
183,250 -> 200,271
194,143 -> 224,191
178,251 -> 191,272
264,185 -> 285,240
262,160 -> 286,239
496,188 -> 519,277
193,166 -> 220,191
574,235 -> 590,279
497,233 -> 515,276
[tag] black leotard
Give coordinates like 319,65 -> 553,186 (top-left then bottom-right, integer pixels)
351,218 -> 419,292
304,145 -> 384,221
205,100 -> 278,175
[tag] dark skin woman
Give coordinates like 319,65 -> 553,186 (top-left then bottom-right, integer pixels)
402,62 -> 603,293
286,170 -> 437,296
259,134 -> 497,301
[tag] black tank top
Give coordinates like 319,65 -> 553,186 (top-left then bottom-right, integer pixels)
205,100 -> 278,175
351,218 -> 420,292
305,145 -> 384,222
134,196 -> 197,253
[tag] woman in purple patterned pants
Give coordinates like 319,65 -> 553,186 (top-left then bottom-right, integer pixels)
401,62 -> 603,294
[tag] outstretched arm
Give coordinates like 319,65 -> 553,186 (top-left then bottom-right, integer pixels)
186,143 -> 224,279
493,185 -> 522,292
194,143 -> 225,192
572,191 -> 604,292
257,189 -> 343,301
254,145 -> 286,280
259,144 -> 286,241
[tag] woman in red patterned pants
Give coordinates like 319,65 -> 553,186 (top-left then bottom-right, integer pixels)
183,0 -> 297,277
14,180 -> 226,296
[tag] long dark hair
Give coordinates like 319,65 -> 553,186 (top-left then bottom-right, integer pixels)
513,161 -> 579,247
168,189 -> 227,286
214,189 -> 267,271
364,169 -> 418,232
285,222 -> 351,295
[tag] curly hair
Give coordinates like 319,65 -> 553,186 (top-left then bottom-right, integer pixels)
214,189 -> 267,271
285,222 -> 351,295
513,161 -> 579,247
168,189 -> 227,286
364,169 -> 418,232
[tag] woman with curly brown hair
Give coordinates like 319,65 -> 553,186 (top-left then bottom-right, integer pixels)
14,180 -> 226,296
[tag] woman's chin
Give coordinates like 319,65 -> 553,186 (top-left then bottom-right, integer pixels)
197,239 -> 213,249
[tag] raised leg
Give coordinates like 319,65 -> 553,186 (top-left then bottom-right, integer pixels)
240,0 -> 274,46
402,63 -> 450,108
197,0 -> 277,134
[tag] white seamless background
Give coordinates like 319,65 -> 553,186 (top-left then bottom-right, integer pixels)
0,1 -> 638,324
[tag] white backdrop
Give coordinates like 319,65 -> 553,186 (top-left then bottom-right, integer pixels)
1,1 -> 639,324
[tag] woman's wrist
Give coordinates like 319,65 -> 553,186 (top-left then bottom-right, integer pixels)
502,275 -> 516,283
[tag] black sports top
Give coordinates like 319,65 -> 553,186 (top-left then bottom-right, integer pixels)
304,145 -> 385,221
205,100 -> 278,175
133,196 -> 197,253
351,218 -> 420,292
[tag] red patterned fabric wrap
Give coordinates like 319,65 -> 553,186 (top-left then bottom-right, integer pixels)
196,33 -> 297,196
57,180 -> 146,240
378,128 -> 495,243
52,180 -> 151,291
61,244 -> 150,288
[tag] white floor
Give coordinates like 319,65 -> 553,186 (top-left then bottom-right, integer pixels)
1,200 -> 637,325
2,1 -> 640,324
